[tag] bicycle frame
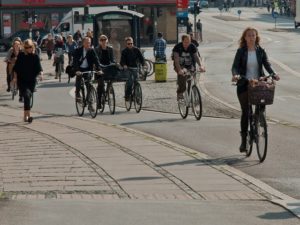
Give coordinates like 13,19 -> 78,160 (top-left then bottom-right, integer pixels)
183,72 -> 197,107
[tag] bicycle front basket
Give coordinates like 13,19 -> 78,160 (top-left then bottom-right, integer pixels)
248,81 -> 275,105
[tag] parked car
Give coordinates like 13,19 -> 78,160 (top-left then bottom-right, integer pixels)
200,0 -> 209,8
0,29 -> 48,52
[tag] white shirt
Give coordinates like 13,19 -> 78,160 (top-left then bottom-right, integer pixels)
80,48 -> 88,68
246,51 -> 259,80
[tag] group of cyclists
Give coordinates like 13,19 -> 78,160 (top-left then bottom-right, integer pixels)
3,26 -> 281,157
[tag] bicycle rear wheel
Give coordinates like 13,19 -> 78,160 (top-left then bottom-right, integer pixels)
107,84 -> 115,114
75,80 -> 86,116
145,59 -> 154,77
256,111 -> 268,162
191,85 -> 202,120
99,92 -> 105,113
178,91 -> 188,119
134,82 -> 142,113
87,85 -> 98,118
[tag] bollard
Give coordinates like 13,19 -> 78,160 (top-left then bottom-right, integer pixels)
154,60 -> 167,82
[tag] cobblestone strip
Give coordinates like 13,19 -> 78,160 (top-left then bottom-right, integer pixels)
40,119 -> 205,200
0,122 -> 129,200
19,124 -> 130,199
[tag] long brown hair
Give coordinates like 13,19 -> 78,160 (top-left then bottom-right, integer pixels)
239,27 -> 261,48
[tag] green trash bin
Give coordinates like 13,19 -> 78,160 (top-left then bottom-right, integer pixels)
154,61 -> 168,82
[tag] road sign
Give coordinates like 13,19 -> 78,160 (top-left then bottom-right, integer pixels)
176,11 -> 188,18
272,12 -> 279,19
237,10 -> 242,15
176,0 -> 188,9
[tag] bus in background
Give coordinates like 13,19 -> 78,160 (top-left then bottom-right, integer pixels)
53,6 -> 120,36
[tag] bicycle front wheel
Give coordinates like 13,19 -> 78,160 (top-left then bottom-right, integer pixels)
256,111 -> 268,162
124,83 -> 132,111
191,85 -> 202,120
87,85 -> 98,118
134,82 -> 142,113
107,84 -> 115,115
178,92 -> 188,119
75,80 -> 86,116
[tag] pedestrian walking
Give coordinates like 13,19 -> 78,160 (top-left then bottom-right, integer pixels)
13,39 -> 43,123
231,27 -> 280,152
196,19 -> 203,42
45,34 -> 55,60
190,32 -> 199,48
172,34 -> 205,101
33,31 -> 42,46
120,37 -> 145,101
153,32 -> 167,62
73,30 -> 82,46
66,35 -> 77,65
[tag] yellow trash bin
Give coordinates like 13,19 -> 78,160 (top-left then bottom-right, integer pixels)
154,62 -> 168,82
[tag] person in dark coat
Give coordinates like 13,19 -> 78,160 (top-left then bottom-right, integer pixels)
95,34 -> 115,107
120,37 -> 145,101
73,37 -> 101,99
13,39 -> 43,123
231,27 -> 280,152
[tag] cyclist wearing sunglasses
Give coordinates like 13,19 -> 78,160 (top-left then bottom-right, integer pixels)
120,37 -> 145,101
95,35 -> 116,107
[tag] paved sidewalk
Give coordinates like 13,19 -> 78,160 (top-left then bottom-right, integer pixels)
0,105 -> 300,223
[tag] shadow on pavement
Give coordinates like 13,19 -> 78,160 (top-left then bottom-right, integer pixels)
120,118 -> 182,126
258,211 -> 296,220
117,176 -> 163,182
157,155 -> 260,168
38,81 -> 74,89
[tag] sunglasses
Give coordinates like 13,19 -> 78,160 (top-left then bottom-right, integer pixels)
25,46 -> 33,49
100,39 -> 107,42
127,43 -> 133,45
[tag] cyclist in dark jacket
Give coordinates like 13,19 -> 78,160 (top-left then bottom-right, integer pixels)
120,37 -> 145,101
95,34 -> 115,107
232,27 -> 280,152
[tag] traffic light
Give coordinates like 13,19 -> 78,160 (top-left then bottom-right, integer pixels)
194,2 -> 202,14
33,14 -> 38,23
84,5 -> 89,16
157,8 -> 163,17
23,11 -> 29,23
74,11 -> 80,23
